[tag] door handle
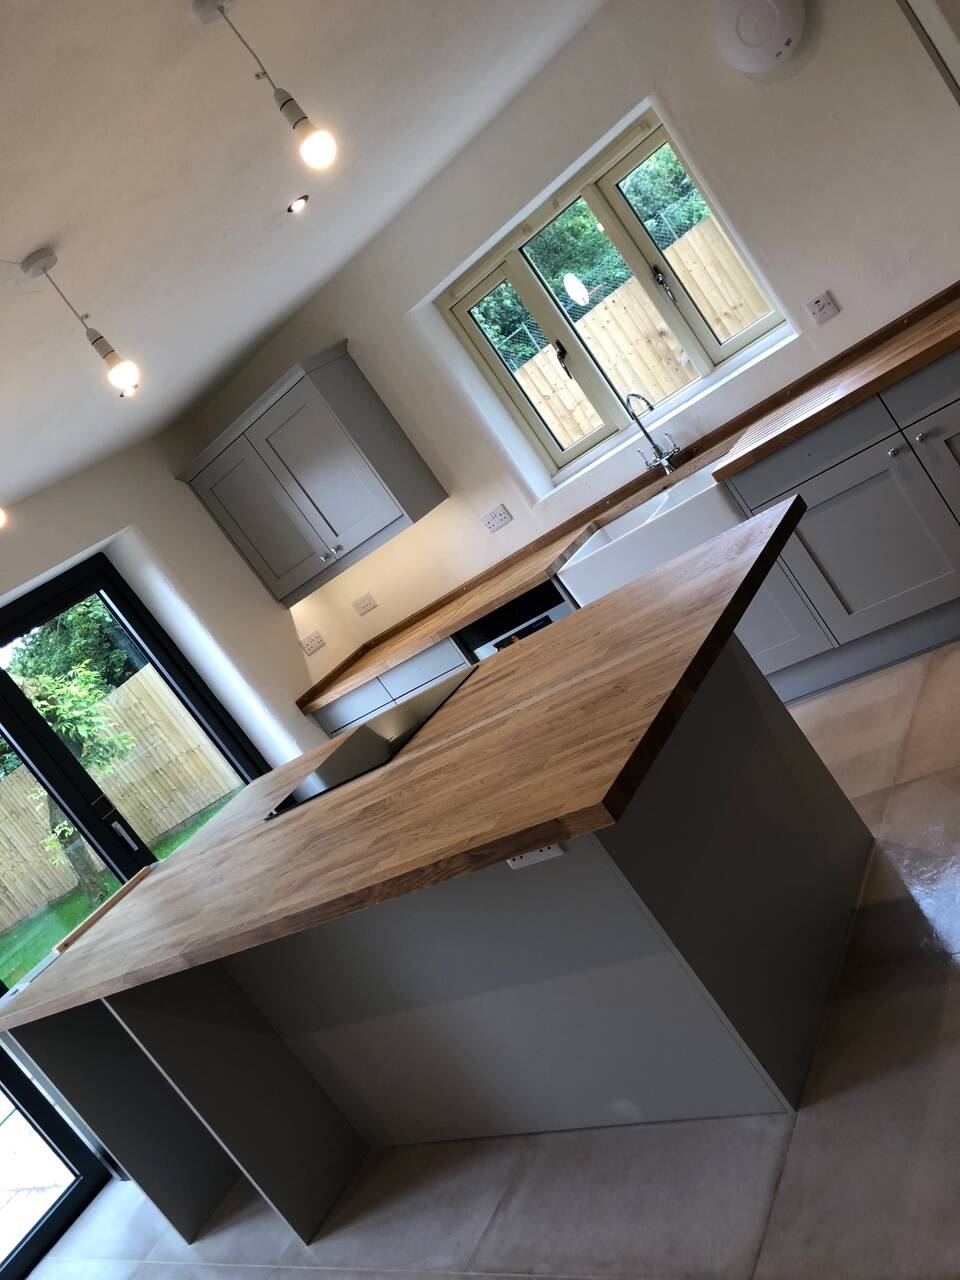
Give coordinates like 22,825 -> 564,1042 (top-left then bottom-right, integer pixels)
111,819 -> 139,851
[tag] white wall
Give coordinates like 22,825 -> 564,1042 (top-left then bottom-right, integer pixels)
0,431 -> 327,765
171,0 -> 960,685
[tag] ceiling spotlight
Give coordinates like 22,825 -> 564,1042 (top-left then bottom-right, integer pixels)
196,0 -> 338,172
20,248 -> 141,399
286,195 -> 309,214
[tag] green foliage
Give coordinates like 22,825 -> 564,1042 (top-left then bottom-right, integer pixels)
619,143 -> 710,252
8,596 -> 142,690
23,661 -> 133,773
468,143 -> 710,373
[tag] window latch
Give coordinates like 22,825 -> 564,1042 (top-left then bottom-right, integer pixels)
652,265 -> 677,305
553,339 -> 572,378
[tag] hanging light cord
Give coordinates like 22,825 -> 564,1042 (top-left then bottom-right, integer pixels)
42,271 -> 89,329
218,5 -> 278,90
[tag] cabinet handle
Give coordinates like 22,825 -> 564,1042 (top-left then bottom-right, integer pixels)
333,544 -> 344,554
915,432 -> 927,443
888,447 -> 899,458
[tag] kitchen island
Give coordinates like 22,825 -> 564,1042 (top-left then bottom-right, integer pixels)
0,498 -> 872,1245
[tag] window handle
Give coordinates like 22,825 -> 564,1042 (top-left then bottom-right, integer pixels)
554,340 -> 573,379
652,264 -> 677,305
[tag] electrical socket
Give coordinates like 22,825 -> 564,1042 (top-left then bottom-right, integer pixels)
483,503 -> 512,533
807,291 -> 840,325
352,592 -> 378,616
299,630 -> 325,656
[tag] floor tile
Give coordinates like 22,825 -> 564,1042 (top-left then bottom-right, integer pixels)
296,1137 -> 530,1272
144,1179 -> 300,1268
851,787 -> 889,830
789,655 -> 928,799
755,956 -> 960,1279
27,1259 -> 140,1279
135,1265 -> 269,1278
467,1115 -> 792,1278
897,641 -> 960,785
47,1180 -> 168,1262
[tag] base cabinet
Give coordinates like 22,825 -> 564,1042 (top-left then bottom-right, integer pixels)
736,563 -> 833,674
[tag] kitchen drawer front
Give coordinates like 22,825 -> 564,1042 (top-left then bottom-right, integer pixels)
759,434 -> 960,643
879,348 -> 960,429
378,638 -> 469,701
732,397 -> 897,511
312,678 -> 393,736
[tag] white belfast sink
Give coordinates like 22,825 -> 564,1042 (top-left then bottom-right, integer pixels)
558,467 -> 745,606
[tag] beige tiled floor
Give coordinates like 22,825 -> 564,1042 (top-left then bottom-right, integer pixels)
28,642 -> 960,1280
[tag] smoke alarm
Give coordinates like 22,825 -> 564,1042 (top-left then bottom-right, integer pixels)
718,0 -> 805,73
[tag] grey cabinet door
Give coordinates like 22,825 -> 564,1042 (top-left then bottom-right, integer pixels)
192,437 -> 334,599
735,563 -> 834,674
760,435 -> 960,643
248,378 -> 402,557
909,404 -> 960,522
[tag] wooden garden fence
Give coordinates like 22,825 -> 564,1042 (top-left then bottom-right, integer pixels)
516,215 -> 771,449
0,666 -> 239,930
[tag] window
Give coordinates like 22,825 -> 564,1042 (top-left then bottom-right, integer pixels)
450,121 -> 781,471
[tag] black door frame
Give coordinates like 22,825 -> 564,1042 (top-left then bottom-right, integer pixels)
0,1046 -> 108,1280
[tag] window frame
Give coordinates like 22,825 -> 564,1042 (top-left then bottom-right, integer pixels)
447,117 -> 783,474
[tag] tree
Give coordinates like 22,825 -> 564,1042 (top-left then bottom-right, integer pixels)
0,599 -> 138,904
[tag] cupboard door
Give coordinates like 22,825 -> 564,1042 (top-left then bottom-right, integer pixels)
909,404 -> 960,522
761,435 -> 960,643
735,563 -> 834,674
248,378 -> 402,557
192,437 -> 334,599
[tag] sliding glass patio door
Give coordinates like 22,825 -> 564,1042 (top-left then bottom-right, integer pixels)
0,1047 -> 107,1280
0,552 -> 267,989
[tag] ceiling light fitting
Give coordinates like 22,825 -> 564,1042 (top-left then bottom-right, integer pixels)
195,0 -> 337,171
21,248 -> 140,398
287,195 -> 309,214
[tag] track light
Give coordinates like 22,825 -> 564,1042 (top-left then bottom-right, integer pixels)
20,248 -> 141,399
195,0 -> 337,172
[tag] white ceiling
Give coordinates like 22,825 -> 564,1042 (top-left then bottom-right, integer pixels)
0,0 -> 603,504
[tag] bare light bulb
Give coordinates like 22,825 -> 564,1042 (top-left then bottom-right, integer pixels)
297,125 -> 337,170
106,357 -> 140,394
0,508 -> 7,530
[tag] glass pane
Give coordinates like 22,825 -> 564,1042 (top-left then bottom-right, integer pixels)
1,595 -> 243,864
0,738 -> 120,988
521,198 -> 698,407
468,279 -> 605,452
0,1086 -> 75,1263
617,142 -> 774,345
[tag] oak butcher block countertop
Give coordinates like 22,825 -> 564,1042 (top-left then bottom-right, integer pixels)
0,498 -> 802,1032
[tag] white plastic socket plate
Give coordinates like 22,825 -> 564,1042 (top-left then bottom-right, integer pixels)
483,504 -> 512,533
352,593 -> 378,616
807,291 -> 840,325
20,248 -> 58,279
299,630 -> 325,656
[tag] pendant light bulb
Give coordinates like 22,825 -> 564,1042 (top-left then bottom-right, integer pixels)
275,88 -> 337,170
87,329 -> 140,397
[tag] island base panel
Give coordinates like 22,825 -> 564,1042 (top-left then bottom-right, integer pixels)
227,833 -> 786,1146
11,1003 -> 239,1242
104,961 -> 367,1244
598,636 -> 873,1106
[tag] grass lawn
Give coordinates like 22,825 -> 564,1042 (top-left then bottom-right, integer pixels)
0,789 -> 242,988
0,871 -> 119,990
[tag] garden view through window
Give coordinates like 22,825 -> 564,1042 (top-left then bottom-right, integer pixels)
453,124 -> 780,469
0,592 -> 244,988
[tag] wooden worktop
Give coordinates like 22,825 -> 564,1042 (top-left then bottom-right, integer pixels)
0,498 -> 802,1032
713,294 -> 960,481
299,284 -> 960,714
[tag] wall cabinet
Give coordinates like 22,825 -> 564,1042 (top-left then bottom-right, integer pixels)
182,344 -> 446,606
